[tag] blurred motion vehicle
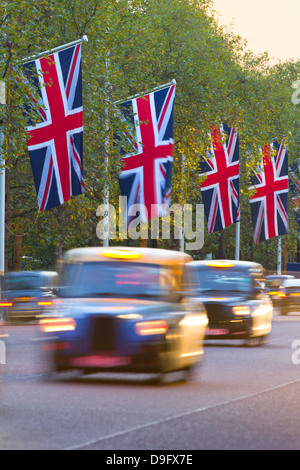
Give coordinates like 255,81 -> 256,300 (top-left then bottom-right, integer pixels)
187,260 -> 273,346
276,278 -> 300,315
39,247 -> 208,382
1,271 -> 58,322
266,274 -> 294,307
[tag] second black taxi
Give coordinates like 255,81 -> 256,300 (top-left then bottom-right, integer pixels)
187,260 -> 273,346
39,247 -> 208,382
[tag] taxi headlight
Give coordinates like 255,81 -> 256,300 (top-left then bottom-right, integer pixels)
134,320 -> 168,336
179,314 -> 208,328
39,317 -> 76,333
232,306 -> 251,316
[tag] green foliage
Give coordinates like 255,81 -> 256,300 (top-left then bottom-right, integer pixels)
1,0 -> 300,271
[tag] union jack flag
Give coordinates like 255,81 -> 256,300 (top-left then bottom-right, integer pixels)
117,82 -> 176,225
199,123 -> 240,233
22,42 -> 85,211
249,142 -> 289,244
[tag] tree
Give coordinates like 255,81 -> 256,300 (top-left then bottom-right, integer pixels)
1,0 -> 300,271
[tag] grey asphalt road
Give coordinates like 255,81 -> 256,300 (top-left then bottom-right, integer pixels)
0,313 -> 299,451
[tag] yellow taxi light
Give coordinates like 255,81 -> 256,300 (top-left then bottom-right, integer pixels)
135,320 -> 168,336
205,261 -> 235,268
102,250 -> 142,260
0,301 -> 13,307
39,317 -> 76,333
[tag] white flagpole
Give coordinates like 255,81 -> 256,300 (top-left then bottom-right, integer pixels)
103,50 -> 111,247
114,79 -> 176,106
180,153 -> 185,252
235,221 -> 240,260
21,36 -> 88,64
0,80 -> 6,314
277,237 -> 282,274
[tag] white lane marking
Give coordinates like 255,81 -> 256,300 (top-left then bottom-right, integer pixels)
64,378 -> 300,450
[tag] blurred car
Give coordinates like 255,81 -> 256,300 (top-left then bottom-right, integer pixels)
1,271 -> 58,322
39,247 -> 208,382
187,260 -> 273,346
266,274 -> 295,307
276,278 -> 300,315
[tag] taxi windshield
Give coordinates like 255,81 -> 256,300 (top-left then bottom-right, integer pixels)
192,268 -> 252,293
61,261 -> 178,299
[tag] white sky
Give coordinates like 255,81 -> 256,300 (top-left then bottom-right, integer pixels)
212,0 -> 300,62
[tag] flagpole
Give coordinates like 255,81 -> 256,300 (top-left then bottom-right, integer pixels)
180,153 -> 185,252
277,237 -> 282,274
21,35 -> 88,63
114,79 -> 176,106
235,221 -> 240,260
0,81 -> 6,317
103,49 -> 111,247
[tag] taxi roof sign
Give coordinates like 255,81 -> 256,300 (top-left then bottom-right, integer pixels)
63,246 -> 192,266
102,250 -> 142,260
205,261 -> 235,268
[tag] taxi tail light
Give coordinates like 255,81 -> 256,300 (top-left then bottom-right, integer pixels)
37,301 -> 53,307
277,292 -> 286,298
0,301 -> 13,307
135,320 -> 168,336
39,317 -> 76,333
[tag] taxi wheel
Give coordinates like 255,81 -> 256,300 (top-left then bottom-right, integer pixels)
245,335 -> 266,347
156,367 -> 194,385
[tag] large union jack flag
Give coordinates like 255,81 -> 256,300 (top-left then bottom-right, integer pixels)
22,42 -> 85,211
117,82 -> 175,224
199,123 -> 240,233
249,142 -> 289,244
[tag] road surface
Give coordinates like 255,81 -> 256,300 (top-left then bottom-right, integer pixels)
0,313 -> 299,451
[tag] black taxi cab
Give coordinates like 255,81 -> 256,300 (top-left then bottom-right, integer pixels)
2,270 -> 58,322
187,260 -> 273,346
39,247 -> 208,382
266,274 -> 295,307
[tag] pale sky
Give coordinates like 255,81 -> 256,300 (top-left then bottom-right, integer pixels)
212,0 -> 300,63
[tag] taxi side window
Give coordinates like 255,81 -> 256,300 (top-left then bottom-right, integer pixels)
252,269 -> 265,290
182,266 -> 199,294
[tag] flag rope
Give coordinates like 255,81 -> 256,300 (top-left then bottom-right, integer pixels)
21,36 -> 88,64
114,79 -> 176,105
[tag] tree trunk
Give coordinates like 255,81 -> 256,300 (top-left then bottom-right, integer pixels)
12,234 -> 22,271
5,169 -> 10,272
217,231 -> 226,259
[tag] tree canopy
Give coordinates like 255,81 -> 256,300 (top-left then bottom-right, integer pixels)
1,0 -> 300,272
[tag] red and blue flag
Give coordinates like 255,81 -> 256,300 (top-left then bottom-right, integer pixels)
249,142 -> 289,243
117,83 -> 176,225
22,43 -> 85,211
199,123 -> 240,233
